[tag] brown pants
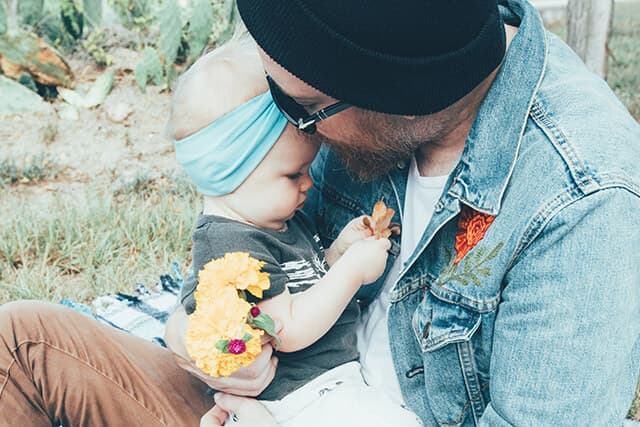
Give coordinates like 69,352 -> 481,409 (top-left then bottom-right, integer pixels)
0,300 -> 211,426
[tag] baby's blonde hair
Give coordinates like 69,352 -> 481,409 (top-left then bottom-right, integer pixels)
168,33 -> 266,141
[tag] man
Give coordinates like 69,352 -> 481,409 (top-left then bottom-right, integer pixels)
196,0 -> 639,424
0,0 -> 637,426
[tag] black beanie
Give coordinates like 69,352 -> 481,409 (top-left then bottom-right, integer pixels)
237,0 -> 506,115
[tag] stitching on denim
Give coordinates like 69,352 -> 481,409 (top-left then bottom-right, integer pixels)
435,382 -> 491,427
507,185 -> 640,273
322,185 -> 365,214
529,101 -> 598,193
457,341 -> 485,424
506,188 -> 581,272
8,340 -> 168,426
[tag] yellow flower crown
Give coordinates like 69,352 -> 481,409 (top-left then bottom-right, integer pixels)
185,252 -> 280,377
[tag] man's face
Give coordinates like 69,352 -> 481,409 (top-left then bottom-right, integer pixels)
259,50 -> 425,181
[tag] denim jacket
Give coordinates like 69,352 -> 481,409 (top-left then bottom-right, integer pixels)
304,0 -> 640,425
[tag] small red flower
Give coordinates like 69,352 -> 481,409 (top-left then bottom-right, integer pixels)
454,206 -> 495,264
250,306 -> 261,317
227,339 -> 247,355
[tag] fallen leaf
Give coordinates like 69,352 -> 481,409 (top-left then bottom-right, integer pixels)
364,200 -> 401,239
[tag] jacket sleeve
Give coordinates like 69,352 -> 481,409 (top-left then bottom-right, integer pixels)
479,188 -> 640,425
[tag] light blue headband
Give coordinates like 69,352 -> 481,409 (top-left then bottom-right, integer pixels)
174,91 -> 287,196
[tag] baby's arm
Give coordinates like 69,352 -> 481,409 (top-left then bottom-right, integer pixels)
324,216 -> 372,266
258,236 -> 390,353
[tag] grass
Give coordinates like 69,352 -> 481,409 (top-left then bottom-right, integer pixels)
546,2 -> 640,121
0,174 -> 199,304
607,3 -> 640,121
0,155 -> 60,187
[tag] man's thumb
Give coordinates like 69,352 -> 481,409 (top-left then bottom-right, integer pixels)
213,393 -> 247,413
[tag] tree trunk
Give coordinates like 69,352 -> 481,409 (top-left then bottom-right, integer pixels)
567,0 -> 614,78
5,0 -> 17,34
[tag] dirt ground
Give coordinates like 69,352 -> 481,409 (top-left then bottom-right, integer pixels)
0,47 -> 179,207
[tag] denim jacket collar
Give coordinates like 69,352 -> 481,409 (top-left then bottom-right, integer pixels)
447,0 -> 547,216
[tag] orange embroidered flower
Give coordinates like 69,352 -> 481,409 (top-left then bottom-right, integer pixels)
454,207 -> 495,264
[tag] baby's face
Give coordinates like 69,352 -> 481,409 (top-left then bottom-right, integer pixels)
224,126 -> 320,230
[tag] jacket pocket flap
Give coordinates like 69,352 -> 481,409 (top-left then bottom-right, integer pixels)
412,294 -> 481,352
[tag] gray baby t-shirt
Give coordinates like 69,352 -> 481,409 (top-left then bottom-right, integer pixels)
180,212 -> 360,401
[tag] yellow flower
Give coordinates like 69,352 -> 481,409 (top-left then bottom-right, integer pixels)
185,252 -> 271,377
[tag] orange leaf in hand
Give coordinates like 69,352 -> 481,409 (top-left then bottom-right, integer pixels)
363,200 -> 401,239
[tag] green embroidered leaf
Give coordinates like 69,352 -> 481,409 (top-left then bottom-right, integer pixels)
485,242 -> 504,262
251,312 -> 281,347
188,0 -> 213,60
474,246 -> 487,259
477,267 -> 491,277
215,339 -> 230,353
158,0 -> 182,68
453,274 -> 469,286
462,256 -> 472,274
443,247 -> 453,263
241,332 -> 253,343
468,272 -> 481,286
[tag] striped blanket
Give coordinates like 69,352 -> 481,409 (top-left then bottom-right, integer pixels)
60,261 -> 185,347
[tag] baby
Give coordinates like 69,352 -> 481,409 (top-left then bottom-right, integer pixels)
169,35 -> 422,427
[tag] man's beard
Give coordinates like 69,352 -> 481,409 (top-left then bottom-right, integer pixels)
318,115 -> 422,182
328,143 -> 415,182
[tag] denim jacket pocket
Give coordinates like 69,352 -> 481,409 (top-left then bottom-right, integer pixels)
412,292 -> 482,353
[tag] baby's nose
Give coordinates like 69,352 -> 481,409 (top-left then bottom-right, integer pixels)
300,174 -> 314,191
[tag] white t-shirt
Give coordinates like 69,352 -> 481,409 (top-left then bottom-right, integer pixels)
357,157 -> 449,405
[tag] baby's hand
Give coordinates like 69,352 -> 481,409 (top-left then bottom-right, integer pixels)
341,236 -> 391,285
328,216 -> 373,262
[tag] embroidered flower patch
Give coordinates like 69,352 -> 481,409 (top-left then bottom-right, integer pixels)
435,206 -> 502,287
454,207 -> 495,264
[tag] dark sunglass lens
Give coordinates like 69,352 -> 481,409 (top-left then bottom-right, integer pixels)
267,77 -> 309,125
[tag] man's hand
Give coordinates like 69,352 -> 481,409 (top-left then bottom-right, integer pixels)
200,393 -> 277,427
325,215 -> 373,265
164,306 -> 280,396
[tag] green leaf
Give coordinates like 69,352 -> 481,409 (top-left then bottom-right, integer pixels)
135,47 -> 163,92
241,332 -> 253,343
251,312 -> 281,347
158,0 -> 181,68
19,0 -> 45,27
83,0 -> 102,28
188,0 -> 213,59
58,70 -> 113,108
215,339 -> 230,353
0,76 -> 51,116
60,0 -> 84,39
0,1 -> 7,35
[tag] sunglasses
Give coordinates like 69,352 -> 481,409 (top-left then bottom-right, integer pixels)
266,75 -> 351,134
